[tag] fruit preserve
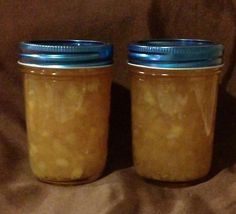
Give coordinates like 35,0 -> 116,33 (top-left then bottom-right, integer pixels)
128,39 -> 224,182
18,40 -> 113,184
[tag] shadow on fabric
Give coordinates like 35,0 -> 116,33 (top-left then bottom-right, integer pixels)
104,83 -> 132,175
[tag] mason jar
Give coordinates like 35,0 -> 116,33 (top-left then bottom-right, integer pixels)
128,39 -> 224,182
18,40 -> 113,184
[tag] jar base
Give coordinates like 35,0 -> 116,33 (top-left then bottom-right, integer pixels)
140,173 -> 210,187
36,173 -> 102,186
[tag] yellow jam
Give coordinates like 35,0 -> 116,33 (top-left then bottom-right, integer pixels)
22,66 -> 112,184
130,66 -> 220,181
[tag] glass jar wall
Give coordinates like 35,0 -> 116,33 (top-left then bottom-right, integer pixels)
128,39 -> 224,182
19,40 -> 113,184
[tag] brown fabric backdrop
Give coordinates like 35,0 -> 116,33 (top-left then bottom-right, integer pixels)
0,0 -> 236,213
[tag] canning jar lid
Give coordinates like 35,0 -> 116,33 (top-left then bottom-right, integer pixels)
128,39 -> 224,69
18,40 -> 113,68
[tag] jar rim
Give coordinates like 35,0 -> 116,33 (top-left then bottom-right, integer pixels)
128,39 -> 224,68
18,40 -> 113,68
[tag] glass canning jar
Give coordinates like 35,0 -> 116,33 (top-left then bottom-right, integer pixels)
128,39 -> 224,182
18,40 -> 113,185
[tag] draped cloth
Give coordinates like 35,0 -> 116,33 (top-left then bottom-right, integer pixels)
0,1 -> 235,213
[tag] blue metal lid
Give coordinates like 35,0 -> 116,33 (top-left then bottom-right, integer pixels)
18,40 -> 113,68
128,39 -> 224,68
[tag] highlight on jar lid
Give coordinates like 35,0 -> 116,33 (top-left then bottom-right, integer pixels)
18,40 -> 113,68
128,39 -> 224,68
